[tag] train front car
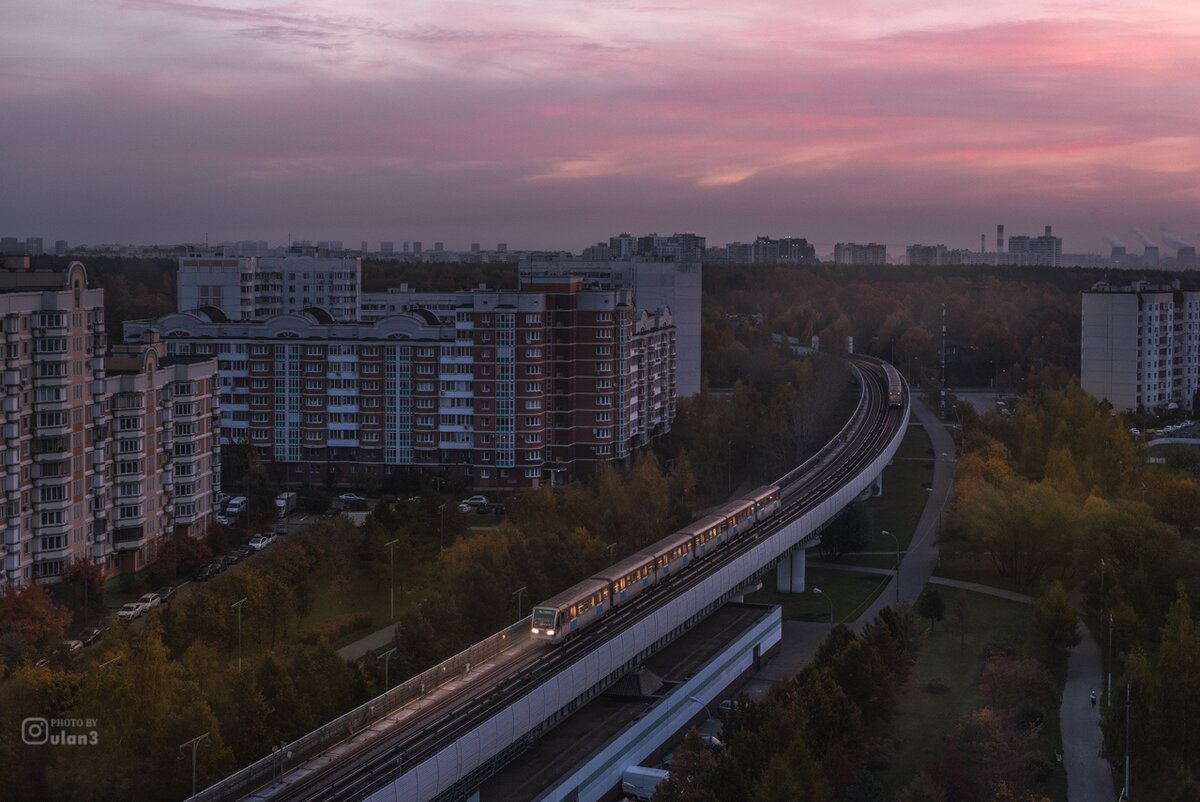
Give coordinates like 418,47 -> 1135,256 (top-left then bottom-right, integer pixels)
530,577 -> 612,645
883,363 -> 904,408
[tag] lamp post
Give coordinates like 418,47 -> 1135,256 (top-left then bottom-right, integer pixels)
378,647 -> 397,691
1108,613 -> 1114,708
513,586 -> 527,621
438,504 -> 446,555
813,587 -> 833,631
686,695 -> 713,720
882,529 -> 901,604
607,542 -> 617,564
385,538 -> 399,621
179,731 -> 211,797
231,597 -> 247,671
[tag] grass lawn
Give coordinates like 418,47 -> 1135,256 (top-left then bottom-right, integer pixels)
879,584 -> 1066,801
745,567 -> 889,625
841,419 -> 936,566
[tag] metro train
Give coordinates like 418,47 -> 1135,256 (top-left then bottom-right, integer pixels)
883,362 -> 904,408
530,485 -> 782,644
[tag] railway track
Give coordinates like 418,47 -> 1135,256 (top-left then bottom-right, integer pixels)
248,357 -> 903,802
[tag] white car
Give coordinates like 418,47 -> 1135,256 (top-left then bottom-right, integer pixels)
117,602 -> 145,621
459,495 -> 489,509
137,592 -> 161,610
338,493 -> 367,503
248,535 -> 269,551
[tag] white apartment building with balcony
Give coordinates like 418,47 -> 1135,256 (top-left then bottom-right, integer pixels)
178,245 -> 361,322
1081,280 -> 1200,413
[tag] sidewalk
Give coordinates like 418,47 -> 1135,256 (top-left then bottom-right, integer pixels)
809,560 -> 1033,604
1060,621 -> 1115,802
339,622 -> 397,661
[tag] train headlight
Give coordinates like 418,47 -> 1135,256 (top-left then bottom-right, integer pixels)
546,630 -> 555,636
531,627 -> 540,635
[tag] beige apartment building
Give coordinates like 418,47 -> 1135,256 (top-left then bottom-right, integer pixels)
0,260 -> 218,588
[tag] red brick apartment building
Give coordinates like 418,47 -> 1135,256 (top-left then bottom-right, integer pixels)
134,276 -> 675,490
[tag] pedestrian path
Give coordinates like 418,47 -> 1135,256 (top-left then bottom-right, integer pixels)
339,623 -> 396,661
1060,621 -> 1115,802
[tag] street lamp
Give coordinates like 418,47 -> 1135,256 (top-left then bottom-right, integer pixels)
378,647 -> 397,691
607,542 -> 617,564
813,587 -> 833,631
882,529 -> 901,604
385,538 -> 400,621
178,731 -> 211,797
513,586 -> 527,621
231,597 -> 247,671
438,504 -> 446,554
686,695 -> 713,719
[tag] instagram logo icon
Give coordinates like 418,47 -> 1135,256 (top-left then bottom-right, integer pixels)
21,717 -> 49,745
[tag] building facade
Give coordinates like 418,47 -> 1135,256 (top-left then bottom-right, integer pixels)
517,259 -> 701,397
178,245 -> 361,321
1,262 -> 218,589
1081,280 -> 1200,413
132,278 -> 675,491
833,242 -> 888,265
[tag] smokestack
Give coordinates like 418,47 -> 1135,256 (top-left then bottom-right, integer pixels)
997,224 -> 1005,253
981,234 -> 986,253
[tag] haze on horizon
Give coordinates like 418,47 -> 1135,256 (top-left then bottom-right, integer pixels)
2,0 -> 1199,253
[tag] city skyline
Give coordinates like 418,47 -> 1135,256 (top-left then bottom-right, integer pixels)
3,1 -> 1200,250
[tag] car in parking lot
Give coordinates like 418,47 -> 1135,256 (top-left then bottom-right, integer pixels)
117,602 -> 146,621
80,627 -> 104,646
338,493 -> 367,504
194,563 -> 216,582
459,495 -> 489,509
248,532 -> 276,551
157,586 -> 175,604
225,547 -> 247,565
61,639 -> 84,654
137,592 -> 162,610
216,514 -> 231,526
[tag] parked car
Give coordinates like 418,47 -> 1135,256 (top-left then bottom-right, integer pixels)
216,514 -> 231,526
117,602 -> 145,622
248,534 -> 274,551
338,493 -> 367,504
459,495 -> 489,509
225,548 -> 247,565
457,502 -> 472,513
137,592 -> 161,610
225,496 -> 247,516
194,563 -> 216,582
61,639 -> 84,654
157,586 -> 175,604
237,544 -> 256,558
79,627 -> 104,647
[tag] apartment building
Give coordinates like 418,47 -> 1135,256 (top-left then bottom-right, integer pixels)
178,245 -> 361,321
516,259 -> 701,397
833,242 -> 888,265
1081,280 -> 1200,413
131,277 -> 675,490
0,261 -> 218,589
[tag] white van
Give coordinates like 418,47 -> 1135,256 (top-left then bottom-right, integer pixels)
621,766 -> 669,801
225,496 -> 247,516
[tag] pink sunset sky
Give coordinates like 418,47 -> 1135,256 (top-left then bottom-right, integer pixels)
2,0 -> 1199,253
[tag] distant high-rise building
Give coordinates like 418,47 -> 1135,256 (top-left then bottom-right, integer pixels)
380,241 -> 395,255
0,237 -> 21,255
498,243 -> 508,253
470,243 -> 481,253
434,242 -> 444,252
1144,246 -> 1160,268
412,241 -> 422,255
833,242 -> 887,265
1177,246 -> 1197,270
25,237 -> 43,256
906,244 -> 948,267
54,239 -> 68,256
1111,245 -> 1127,265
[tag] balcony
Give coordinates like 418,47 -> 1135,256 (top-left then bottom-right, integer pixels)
3,526 -> 19,547
1,395 -> 18,414
2,370 -> 18,388
3,474 -> 18,493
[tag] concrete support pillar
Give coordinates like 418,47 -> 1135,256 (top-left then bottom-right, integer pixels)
790,549 -> 806,593
776,557 -> 792,594
871,473 -> 883,497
